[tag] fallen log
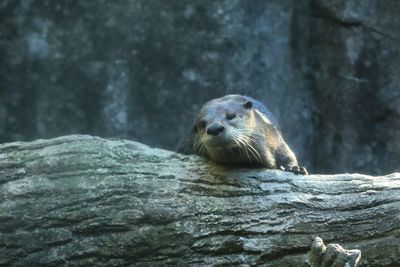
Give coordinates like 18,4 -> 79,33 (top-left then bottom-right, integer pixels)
0,135 -> 399,266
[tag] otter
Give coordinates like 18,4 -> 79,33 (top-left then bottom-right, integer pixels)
177,95 -> 307,175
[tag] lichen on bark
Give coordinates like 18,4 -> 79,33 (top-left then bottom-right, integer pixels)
0,135 -> 399,266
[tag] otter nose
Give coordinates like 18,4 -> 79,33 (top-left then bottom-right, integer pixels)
206,123 -> 224,136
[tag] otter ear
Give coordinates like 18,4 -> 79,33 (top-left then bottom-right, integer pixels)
243,100 -> 253,109
192,124 -> 198,133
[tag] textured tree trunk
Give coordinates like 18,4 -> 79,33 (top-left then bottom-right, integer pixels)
0,135 -> 399,266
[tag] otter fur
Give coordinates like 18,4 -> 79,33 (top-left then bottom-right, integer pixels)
177,95 -> 307,175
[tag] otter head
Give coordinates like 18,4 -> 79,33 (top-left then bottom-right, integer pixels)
192,95 -> 262,165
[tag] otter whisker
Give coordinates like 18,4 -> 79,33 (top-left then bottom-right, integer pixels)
193,139 -> 207,157
247,142 -> 263,163
232,134 -> 247,160
193,139 -> 201,153
232,135 -> 244,159
199,143 -> 206,157
235,135 -> 254,162
234,134 -> 251,161
200,143 -> 207,157
243,139 -> 261,163
234,131 -> 263,163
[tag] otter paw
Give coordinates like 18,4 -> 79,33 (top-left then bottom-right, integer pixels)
299,166 -> 308,175
290,166 -> 308,175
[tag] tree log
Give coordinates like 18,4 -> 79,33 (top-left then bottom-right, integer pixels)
0,135 -> 399,266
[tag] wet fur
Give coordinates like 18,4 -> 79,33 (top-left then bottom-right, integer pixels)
177,95 -> 304,173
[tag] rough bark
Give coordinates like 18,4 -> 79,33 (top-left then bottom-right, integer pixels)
0,135 -> 399,266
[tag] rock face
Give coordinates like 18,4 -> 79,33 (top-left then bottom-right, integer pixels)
1,135 -> 399,266
1,1 -> 399,175
310,0 -> 400,175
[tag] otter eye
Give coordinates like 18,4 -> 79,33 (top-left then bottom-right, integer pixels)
226,113 -> 236,120
197,120 -> 207,131
243,100 -> 253,109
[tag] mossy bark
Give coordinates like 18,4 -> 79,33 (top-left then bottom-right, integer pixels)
0,135 -> 399,266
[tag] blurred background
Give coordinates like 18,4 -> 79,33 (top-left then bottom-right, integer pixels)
1,0 -> 399,175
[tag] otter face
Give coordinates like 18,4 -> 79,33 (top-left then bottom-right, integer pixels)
192,95 -> 262,164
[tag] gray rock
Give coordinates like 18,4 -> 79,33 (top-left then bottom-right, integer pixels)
0,1 -> 399,175
310,0 -> 400,175
0,135 -> 400,266
309,237 -> 361,267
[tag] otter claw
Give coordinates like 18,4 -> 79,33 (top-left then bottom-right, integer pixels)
288,166 -> 308,175
300,166 -> 308,175
279,165 -> 308,175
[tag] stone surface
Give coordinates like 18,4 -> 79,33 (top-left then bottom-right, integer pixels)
0,135 -> 399,266
310,0 -> 400,175
1,1 -> 400,175
0,135 -> 400,267
309,237 -> 361,267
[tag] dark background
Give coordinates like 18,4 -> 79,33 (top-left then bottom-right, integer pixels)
1,0 -> 399,175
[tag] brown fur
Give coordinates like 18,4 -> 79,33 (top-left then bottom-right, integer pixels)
178,95 -> 307,174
